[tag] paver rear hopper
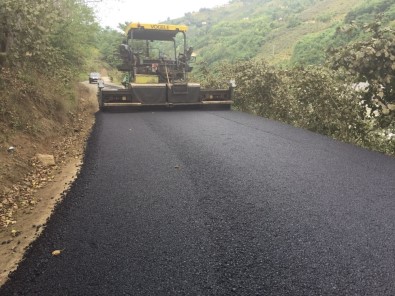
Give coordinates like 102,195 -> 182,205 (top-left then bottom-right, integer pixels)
97,23 -> 234,110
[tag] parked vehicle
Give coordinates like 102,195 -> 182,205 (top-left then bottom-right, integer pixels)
89,72 -> 101,84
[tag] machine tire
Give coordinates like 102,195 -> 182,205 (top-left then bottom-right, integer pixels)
98,91 -> 106,111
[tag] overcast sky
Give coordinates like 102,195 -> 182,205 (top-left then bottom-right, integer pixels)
89,0 -> 230,29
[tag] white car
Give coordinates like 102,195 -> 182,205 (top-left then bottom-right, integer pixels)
89,72 -> 101,84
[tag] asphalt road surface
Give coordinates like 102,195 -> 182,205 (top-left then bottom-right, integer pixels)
1,110 -> 395,295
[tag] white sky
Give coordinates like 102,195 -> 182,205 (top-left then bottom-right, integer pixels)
89,0 -> 230,29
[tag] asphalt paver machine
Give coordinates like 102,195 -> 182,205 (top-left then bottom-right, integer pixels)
97,23 -> 234,110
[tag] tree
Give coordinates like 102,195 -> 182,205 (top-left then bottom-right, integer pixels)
95,27 -> 124,68
0,0 -> 99,72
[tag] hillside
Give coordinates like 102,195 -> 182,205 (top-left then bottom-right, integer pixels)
168,0 -> 395,65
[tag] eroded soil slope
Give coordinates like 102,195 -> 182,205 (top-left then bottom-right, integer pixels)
0,81 -> 98,285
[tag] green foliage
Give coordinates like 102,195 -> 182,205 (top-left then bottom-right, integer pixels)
95,27 -> 124,68
0,0 -> 99,75
292,31 -> 330,65
281,67 -> 369,144
291,0 -> 395,66
189,61 -> 232,89
287,16 -> 301,28
167,0 -> 393,66
0,0 -> 60,65
329,18 -> 395,130
230,60 -> 288,119
50,1 -> 99,70
192,16 -> 271,64
316,12 -> 333,23
291,24 -> 360,65
171,0 -> 335,66
345,0 -> 395,24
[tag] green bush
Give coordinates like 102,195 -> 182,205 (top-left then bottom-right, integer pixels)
197,59 -> 394,156
329,18 -> 395,133
231,61 -> 367,142
282,67 -> 368,144
345,0 -> 395,23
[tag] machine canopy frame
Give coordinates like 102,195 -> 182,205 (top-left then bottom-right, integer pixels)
125,23 -> 188,41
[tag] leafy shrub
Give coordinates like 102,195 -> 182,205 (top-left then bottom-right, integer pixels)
231,60 -> 291,120
196,59 -> 395,155
292,31 -> 332,65
282,67 -> 369,144
316,13 -> 333,23
0,0 -> 99,75
287,16 -> 301,28
329,18 -> 395,132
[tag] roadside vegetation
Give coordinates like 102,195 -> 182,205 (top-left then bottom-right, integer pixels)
191,16 -> 395,156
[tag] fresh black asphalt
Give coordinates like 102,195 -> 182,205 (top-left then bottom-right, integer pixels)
1,110 -> 395,295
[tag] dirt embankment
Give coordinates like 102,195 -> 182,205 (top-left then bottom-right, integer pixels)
0,81 -> 98,286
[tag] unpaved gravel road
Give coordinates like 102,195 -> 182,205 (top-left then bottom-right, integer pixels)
1,110 -> 395,295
